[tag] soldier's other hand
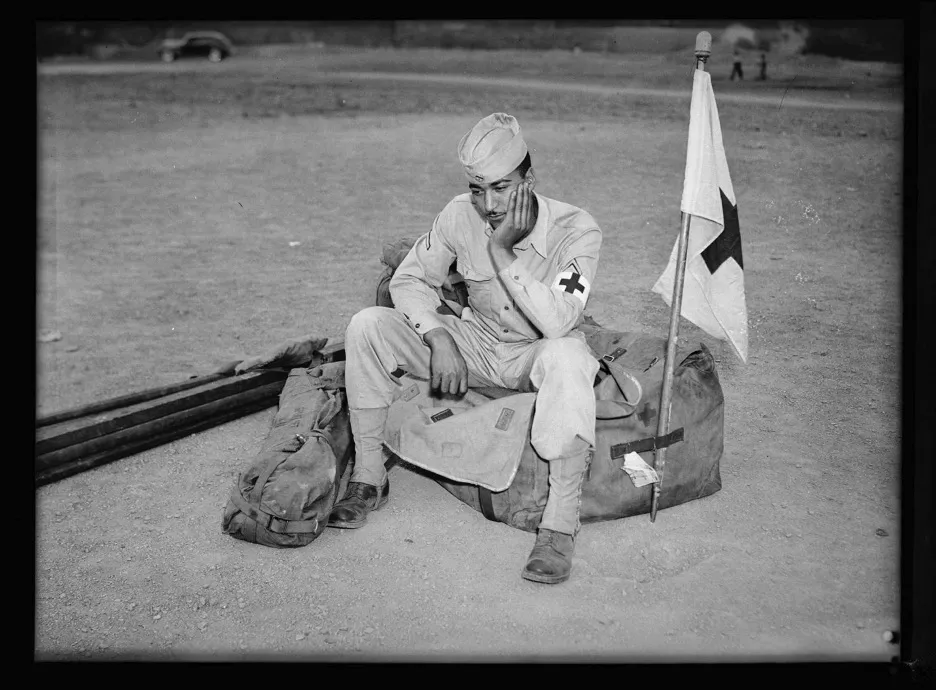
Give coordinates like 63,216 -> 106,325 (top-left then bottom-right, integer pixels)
424,328 -> 468,396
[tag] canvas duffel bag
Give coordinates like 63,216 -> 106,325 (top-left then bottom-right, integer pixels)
429,326 -> 725,532
372,237 -> 725,531
222,363 -> 353,548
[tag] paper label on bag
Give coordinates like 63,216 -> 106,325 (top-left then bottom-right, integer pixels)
621,451 -> 660,488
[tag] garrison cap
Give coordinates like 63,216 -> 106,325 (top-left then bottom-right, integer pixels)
457,113 -> 528,184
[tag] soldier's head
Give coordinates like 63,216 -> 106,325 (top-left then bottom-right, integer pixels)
457,113 -> 536,229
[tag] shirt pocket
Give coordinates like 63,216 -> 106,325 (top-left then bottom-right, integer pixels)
457,258 -> 495,315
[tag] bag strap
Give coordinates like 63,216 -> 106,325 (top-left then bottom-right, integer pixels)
232,448 -> 290,542
247,450 -> 289,510
600,359 -> 643,405
304,427 -> 351,477
283,389 -> 345,463
478,487 -> 497,521
304,390 -> 351,467
311,389 -> 343,430
610,428 -> 685,459
229,490 -> 321,534
601,346 -> 628,363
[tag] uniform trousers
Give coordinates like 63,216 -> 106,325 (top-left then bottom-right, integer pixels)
344,306 -> 599,536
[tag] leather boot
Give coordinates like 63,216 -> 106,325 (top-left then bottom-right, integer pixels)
327,480 -> 390,529
521,528 -> 575,584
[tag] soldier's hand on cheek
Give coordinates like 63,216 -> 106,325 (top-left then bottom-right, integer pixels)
517,179 -> 534,233
492,180 -> 535,250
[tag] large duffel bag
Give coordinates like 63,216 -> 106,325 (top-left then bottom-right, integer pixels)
222,364 -> 353,547
429,326 -> 725,532
373,237 -> 725,531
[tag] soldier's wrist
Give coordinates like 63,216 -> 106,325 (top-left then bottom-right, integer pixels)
489,243 -> 516,272
423,327 -> 454,349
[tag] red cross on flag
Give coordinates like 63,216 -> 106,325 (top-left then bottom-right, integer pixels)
652,68 -> 749,363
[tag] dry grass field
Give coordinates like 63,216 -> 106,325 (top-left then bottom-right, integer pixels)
36,44 -> 902,661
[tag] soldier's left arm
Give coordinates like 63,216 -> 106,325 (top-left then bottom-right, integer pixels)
498,226 -> 601,339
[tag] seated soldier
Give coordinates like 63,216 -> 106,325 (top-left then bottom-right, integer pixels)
332,112 -> 603,584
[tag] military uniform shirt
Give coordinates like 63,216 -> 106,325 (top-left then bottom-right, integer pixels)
390,192 -> 602,343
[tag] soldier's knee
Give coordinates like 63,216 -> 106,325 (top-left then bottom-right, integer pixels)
532,434 -> 592,463
536,337 -> 599,376
346,306 -> 395,343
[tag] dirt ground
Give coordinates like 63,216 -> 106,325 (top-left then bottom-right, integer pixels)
35,46 -> 902,661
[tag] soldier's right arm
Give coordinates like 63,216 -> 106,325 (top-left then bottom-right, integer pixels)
389,205 -> 459,340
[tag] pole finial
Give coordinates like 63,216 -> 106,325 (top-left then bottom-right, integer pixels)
695,31 -> 712,60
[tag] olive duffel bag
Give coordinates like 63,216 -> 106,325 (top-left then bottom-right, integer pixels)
374,237 -> 725,531
222,364 -> 353,548
428,325 -> 725,532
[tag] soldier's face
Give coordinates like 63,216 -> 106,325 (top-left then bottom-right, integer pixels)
468,169 -> 529,229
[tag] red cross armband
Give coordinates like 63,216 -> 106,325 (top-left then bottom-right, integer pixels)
552,270 -> 591,306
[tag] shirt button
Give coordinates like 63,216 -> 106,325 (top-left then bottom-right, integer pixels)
503,329 -> 508,334
415,323 -> 420,328
503,305 -> 510,311
513,275 -> 519,281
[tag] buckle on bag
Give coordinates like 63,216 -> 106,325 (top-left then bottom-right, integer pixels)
602,347 -> 628,363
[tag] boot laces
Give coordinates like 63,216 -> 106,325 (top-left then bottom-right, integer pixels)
344,482 -> 373,501
536,529 -> 571,554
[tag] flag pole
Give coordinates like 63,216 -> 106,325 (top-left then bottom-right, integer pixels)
650,31 -> 711,523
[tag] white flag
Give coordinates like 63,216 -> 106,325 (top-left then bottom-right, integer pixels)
652,68 -> 749,363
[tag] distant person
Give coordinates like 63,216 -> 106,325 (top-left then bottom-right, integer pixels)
758,52 -> 768,81
730,50 -> 744,81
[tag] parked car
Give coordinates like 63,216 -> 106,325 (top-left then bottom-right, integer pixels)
158,31 -> 234,63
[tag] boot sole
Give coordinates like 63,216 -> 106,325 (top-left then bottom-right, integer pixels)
327,493 -> 389,529
521,567 -> 571,585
